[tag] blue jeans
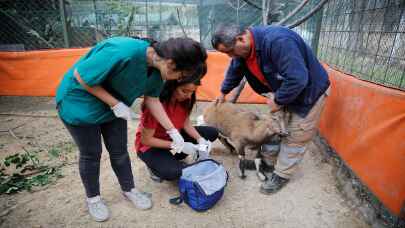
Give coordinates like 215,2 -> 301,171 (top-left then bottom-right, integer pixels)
62,118 -> 134,197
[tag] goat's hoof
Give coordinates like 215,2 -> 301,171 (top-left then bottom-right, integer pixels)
237,170 -> 247,179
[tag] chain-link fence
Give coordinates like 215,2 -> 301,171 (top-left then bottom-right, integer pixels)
0,0 -> 317,49
318,0 -> 405,90
1,0 -> 405,90
0,0 -> 201,50
0,1 -> 404,225
0,0 -> 65,50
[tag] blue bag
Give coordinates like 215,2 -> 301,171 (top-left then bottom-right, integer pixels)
169,159 -> 228,212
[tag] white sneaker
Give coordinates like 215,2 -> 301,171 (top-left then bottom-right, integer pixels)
86,196 -> 110,222
123,188 -> 153,210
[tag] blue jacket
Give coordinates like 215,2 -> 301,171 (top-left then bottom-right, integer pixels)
221,26 -> 330,117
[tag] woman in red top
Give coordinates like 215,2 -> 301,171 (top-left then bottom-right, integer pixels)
135,78 -> 218,182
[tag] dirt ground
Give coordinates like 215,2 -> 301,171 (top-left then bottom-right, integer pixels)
0,96 -> 369,228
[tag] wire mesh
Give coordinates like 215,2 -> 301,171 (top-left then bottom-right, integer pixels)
0,0 -> 404,89
318,0 -> 405,90
0,0 -> 64,50
0,0 -> 202,50
0,0 -> 319,50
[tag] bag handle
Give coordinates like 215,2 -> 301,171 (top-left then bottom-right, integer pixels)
170,187 -> 188,206
225,170 -> 230,186
181,158 -> 221,169
169,196 -> 183,205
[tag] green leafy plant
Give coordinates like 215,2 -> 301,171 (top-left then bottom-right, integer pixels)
48,148 -> 61,158
4,153 -> 30,168
0,152 -> 63,194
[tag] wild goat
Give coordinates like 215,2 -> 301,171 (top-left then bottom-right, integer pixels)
200,101 -> 286,180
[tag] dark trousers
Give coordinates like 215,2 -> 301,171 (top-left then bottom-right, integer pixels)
62,118 -> 134,198
137,126 -> 218,181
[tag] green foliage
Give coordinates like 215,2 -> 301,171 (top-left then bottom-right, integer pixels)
104,0 -> 141,36
4,153 -> 30,168
0,141 -> 76,194
0,152 -> 63,195
48,148 -> 61,158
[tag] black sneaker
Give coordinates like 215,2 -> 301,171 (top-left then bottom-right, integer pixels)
260,173 -> 289,194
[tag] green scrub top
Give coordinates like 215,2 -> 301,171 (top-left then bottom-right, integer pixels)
56,37 -> 164,125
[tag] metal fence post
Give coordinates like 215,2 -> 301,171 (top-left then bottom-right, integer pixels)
145,0 -> 149,37
59,0 -> 70,48
312,6 -> 324,57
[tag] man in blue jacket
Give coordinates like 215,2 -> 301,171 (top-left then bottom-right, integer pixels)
212,24 -> 330,194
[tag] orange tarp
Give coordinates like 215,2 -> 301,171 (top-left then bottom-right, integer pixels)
0,48 -> 88,96
319,64 -> 405,217
0,49 -> 266,103
199,51 -> 266,103
0,49 -> 404,216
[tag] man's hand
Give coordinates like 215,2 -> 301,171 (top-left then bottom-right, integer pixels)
111,102 -> 135,121
262,93 -> 281,113
266,98 -> 281,113
215,93 -> 226,103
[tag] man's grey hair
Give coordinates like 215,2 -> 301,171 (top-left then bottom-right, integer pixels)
211,24 -> 246,49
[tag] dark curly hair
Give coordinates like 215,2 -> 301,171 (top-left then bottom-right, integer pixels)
133,36 -> 208,83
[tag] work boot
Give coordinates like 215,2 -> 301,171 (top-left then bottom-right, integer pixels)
86,196 -> 110,222
260,173 -> 289,195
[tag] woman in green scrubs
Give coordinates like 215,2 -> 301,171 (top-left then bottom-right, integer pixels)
56,36 -> 207,222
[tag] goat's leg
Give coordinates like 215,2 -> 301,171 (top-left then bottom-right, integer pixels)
254,151 -> 267,181
234,141 -> 247,179
218,134 -> 237,154
238,154 -> 247,179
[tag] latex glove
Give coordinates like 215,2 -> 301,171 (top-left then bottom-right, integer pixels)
197,137 -> 212,158
111,102 -> 135,121
167,129 -> 185,153
182,142 -> 199,161
170,141 -> 184,154
196,148 -> 209,161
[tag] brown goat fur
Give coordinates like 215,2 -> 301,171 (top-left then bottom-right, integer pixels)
202,101 -> 284,179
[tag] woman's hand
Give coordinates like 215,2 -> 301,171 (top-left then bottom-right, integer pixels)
111,102 -> 135,121
197,137 -> 212,160
181,142 -> 199,161
166,128 -> 185,153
